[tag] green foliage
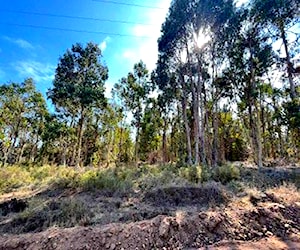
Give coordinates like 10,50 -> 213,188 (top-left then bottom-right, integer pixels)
226,180 -> 244,194
201,165 -> 212,182
78,169 -> 131,192
213,164 -> 240,184
139,99 -> 163,161
53,167 -> 79,189
48,42 -> 108,167
48,42 -> 108,111
135,164 -> 189,190
0,166 -> 33,193
0,79 -> 48,165
179,165 -> 202,183
283,99 -> 300,129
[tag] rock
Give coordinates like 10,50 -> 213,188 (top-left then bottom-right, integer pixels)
265,231 -> 273,237
199,212 -> 207,219
206,216 -> 223,232
159,218 -> 171,238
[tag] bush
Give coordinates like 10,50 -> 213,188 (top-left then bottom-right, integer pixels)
0,166 -> 33,194
52,167 -> 79,188
213,164 -> 240,184
179,165 -> 202,183
79,169 -> 131,193
201,165 -> 212,182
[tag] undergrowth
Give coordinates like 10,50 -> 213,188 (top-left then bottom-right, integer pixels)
0,163 -> 298,196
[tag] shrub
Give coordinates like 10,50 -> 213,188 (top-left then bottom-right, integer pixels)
79,169 -> 131,193
226,180 -> 244,193
201,165 -> 212,182
0,166 -> 33,194
213,164 -> 240,184
29,165 -> 55,184
52,167 -> 79,188
179,165 -> 202,183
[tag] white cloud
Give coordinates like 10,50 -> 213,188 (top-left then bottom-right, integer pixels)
13,60 -> 55,82
99,36 -> 111,52
3,36 -> 34,50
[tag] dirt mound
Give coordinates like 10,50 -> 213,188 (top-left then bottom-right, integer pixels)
0,199 -> 92,234
0,198 -> 299,250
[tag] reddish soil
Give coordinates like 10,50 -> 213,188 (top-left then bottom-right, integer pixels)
0,197 -> 299,250
0,165 -> 299,249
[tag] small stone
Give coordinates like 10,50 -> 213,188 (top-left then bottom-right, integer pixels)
110,243 -> 116,250
284,224 -> 289,228
159,218 -> 171,238
199,212 -> 207,219
266,231 -> 273,237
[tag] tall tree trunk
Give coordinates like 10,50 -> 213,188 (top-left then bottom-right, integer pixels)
181,79 -> 192,165
196,56 -> 206,166
186,43 -> 200,165
162,117 -> 168,164
249,38 -> 263,169
4,133 -> 18,166
70,115 -> 77,166
254,103 -> 263,168
280,25 -> 296,100
118,125 -> 124,164
212,103 -> 219,167
76,108 -> 85,168
191,82 -> 200,165
18,142 -> 26,164
249,96 -> 263,170
135,115 -> 141,164
61,136 -> 67,167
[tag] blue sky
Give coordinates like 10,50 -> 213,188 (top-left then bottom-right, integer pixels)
0,0 -> 171,101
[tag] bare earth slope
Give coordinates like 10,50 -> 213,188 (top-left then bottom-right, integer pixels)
0,190 -> 299,249
0,165 -> 299,249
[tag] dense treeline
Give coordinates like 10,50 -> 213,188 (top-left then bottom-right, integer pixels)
0,0 -> 299,167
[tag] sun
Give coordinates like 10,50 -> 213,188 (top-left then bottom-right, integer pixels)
194,30 -> 211,49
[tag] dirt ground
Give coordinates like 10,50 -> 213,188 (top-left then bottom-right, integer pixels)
0,165 -> 299,249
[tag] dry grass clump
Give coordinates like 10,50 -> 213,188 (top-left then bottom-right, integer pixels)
266,183 -> 300,204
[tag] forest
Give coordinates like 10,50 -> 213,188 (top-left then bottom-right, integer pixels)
0,0 -> 299,248
0,0 -> 299,168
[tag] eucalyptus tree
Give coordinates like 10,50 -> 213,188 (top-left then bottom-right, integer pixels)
158,0 -> 197,165
139,98 -> 163,162
0,79 -> 48,165
40,114 -> 72,166
223,8 -> 275,168
48,42 -> 108,167
252,0 -> 300,100
157,0 -> 238,166
113,61 -> 151,162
